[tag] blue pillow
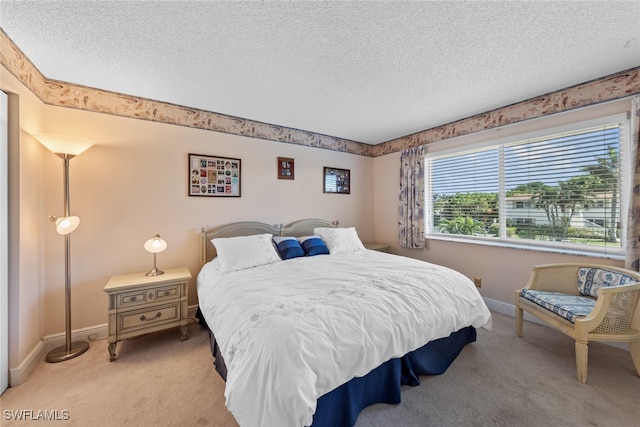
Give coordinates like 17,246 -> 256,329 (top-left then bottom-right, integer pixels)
273,237 -> 305,260
298,236 -> 330,256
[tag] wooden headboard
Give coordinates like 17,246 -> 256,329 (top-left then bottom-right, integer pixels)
200,218 -> 338,266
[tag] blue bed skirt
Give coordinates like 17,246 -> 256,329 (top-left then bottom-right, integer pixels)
197,308 -> 476,427
312,326 -> 476,427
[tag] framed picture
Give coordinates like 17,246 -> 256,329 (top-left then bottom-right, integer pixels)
189,153 -> 241,197
277,157 -> 295,180
323,167 -> 350,194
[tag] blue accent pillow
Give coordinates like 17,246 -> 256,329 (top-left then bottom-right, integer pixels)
273,237 -> 305,260
298,236 -> 330,256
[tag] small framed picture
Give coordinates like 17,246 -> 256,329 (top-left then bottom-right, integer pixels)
278,157 -> 295,180
323,167 -> 350,194
188,153 -> 241,197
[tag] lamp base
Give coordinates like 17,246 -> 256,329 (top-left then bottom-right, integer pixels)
145,268 -> 164,277
45,341 -> 90,363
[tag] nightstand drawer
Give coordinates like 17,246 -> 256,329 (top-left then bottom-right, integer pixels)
154,285 -> 181,300
116,283 -> 184,308
118,290 -> 147,307
119,302 -> 181,333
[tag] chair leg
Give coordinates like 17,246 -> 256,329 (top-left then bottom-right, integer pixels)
515,302 -> 523,337
575,341 -> 588,384
629,340 -> 640,378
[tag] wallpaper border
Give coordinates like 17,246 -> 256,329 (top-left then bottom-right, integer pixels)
0,29 -> 373,157
371,68 -> 640,157
1,29 -> 638,158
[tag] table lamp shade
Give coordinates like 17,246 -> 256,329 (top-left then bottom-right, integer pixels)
144,235 -> 167,253
144,234 -> 167,276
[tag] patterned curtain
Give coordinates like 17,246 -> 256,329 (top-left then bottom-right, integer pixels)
626,96 -> 640,271
399,145 -> 427,248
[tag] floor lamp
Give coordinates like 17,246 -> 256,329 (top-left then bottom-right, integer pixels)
34,134 -> 94,363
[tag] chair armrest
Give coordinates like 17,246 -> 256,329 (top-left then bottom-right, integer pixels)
575,282 -> 640,338
597,281 -> 640,296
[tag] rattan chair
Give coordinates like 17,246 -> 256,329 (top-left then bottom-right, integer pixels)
515,263 -> 640,383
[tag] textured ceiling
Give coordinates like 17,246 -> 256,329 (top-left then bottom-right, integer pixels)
0,1 -> 639,145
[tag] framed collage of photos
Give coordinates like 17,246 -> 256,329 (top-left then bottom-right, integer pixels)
323,167 -> 350,194
189,153 -> 241,197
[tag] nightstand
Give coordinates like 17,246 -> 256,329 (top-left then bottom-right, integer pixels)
363,242 -> 390,253
104,267 -> 191,361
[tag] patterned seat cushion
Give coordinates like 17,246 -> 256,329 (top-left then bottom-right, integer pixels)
521,289 -> 596,323
577,267 -> 636,297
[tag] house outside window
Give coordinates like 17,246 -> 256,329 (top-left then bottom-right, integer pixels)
514,201 -> 531,209
426,113 -> 629,257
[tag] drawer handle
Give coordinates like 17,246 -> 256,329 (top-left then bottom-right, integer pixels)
140,312 -> 162,322
162,290 -> 171,296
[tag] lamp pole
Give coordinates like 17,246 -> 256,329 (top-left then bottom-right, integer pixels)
46,153 -> 89,362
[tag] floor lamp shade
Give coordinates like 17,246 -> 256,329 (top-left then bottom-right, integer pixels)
50,215 -> 80,235
34,133 -> 94,363
33,134 -> 94,158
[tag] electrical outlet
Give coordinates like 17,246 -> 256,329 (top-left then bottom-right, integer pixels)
473,277 -> 482,288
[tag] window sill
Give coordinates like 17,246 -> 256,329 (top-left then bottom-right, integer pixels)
426,234 -> 625,261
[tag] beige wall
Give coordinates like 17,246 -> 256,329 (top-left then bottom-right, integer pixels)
2,65 -> 374,365
371,98 -> 633,305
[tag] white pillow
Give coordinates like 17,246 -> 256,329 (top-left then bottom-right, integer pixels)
313,227 -> 365,254
212,233 -> 280,272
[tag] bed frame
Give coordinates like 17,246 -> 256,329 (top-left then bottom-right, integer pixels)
200,218 -> 337,266
197,218 -> 476,427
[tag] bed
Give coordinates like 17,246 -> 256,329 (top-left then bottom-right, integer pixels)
196,219 -> 492,427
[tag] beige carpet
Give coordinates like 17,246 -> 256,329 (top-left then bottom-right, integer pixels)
1,311 -> 640,426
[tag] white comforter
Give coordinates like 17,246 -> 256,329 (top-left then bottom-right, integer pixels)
197,250 -> 492,427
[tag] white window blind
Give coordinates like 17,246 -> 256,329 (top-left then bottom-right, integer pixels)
426,113 -> 629,256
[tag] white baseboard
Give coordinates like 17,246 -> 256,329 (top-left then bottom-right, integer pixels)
8,340 -> 44,387
42,323 -> 109,352
483,296 -> 546,325
9,304 -> 201,387
9,323 -> 108,387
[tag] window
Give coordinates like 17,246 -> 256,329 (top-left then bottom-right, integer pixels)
426,113 -> 629,256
